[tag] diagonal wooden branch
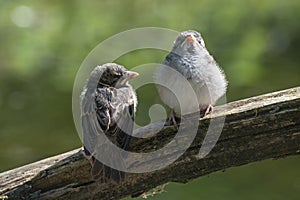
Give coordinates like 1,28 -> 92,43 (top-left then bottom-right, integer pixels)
1,87 -> 300,200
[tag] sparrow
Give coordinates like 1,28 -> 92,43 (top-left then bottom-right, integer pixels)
80,63 -> 138,183
155,30 -> 227,125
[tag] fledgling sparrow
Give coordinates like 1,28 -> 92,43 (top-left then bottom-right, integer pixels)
81,63 -> 138,183
155,30 -> 227,125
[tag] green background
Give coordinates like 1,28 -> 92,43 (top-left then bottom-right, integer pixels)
0,0 -> 299,199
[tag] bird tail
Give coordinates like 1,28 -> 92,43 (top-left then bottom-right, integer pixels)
91,159 -> 125,184
88,142 -> 128,184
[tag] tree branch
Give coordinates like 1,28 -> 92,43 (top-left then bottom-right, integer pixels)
1,87 -> 300,200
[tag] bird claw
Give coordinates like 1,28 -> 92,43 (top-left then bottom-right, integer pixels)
165,110 -> 181,127
81,148 -> 94,166
201,104 -> 213,117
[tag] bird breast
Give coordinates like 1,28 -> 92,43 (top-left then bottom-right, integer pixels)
155,51 -> 227,114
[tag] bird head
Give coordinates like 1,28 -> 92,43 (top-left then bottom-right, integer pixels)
99,63 -> 139,88
172,30 -> 205,56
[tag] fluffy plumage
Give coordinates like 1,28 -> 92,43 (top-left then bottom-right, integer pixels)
155,30 -> 227,122
81,63 -> 138,183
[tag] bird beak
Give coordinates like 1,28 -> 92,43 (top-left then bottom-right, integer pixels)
181,35 -> 197,47
120,71 -> 139,85
126,71 -> 139,80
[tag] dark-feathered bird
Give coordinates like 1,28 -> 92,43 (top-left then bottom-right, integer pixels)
155,30 -> 227,124
81,63 -> 138,183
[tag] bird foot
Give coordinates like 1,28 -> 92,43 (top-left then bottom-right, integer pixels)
200,104 -> 213,117
165,110 -> 181,127
81,148 -> 94,166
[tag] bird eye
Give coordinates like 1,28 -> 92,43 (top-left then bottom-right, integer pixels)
198,39 -> 205,47
112,72 -> 121,78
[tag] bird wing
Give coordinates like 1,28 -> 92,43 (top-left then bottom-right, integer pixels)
109,87 -> 135,150
164,52 -> 206,87
81,87 -> 103,159
164,52 -> 194,80
81,86 -> 134,183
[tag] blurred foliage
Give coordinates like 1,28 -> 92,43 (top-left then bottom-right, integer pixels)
0,0 -> 299,199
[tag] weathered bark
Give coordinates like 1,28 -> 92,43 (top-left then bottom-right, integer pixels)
0,87 -> 300,200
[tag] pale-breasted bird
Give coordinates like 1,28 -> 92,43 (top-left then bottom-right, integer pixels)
81,63 -> 138,183
155,30 -> 227,124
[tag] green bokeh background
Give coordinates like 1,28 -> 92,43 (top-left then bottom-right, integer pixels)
0,0 -> 299,199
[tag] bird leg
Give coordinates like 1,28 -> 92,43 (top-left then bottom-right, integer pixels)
81,147 -> 94,166
165,109 -> 181,127
200,104 -> 213,117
